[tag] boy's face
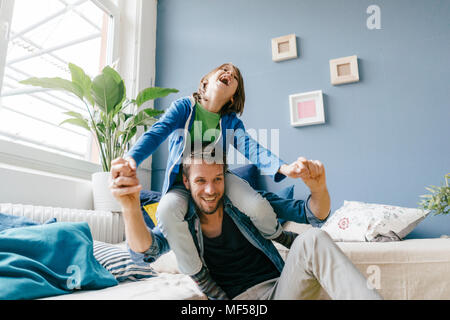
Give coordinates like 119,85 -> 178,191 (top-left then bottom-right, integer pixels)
204,64 -> 239,101
183,161 -> 225,215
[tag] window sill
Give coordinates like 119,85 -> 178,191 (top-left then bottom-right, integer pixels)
0,139 -> 102,180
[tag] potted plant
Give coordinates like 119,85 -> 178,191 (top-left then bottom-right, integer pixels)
419,173 -> 450,216
20,63 -> 178,212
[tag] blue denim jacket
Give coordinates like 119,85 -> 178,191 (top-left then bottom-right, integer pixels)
126,97 -> 287,195
128,191 -> 328,270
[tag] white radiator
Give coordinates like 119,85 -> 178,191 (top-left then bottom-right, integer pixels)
0,203 -> 125,244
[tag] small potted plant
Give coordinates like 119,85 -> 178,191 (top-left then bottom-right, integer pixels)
419,173 -> 450,216
20,63 -> 178,212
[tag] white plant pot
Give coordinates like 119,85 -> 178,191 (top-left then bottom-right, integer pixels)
92,171 -> 122,212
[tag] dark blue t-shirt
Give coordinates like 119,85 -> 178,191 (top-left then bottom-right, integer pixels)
203,212 -> 280,299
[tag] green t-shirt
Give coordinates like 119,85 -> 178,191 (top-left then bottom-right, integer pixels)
190,102 -> 221,144
176,102 -> 221,183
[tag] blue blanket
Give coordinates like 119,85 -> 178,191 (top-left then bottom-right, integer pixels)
0,213 -> 56,232
0,220 -> 118,300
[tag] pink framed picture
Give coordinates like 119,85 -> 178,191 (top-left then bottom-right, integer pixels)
289,90 -> 325,127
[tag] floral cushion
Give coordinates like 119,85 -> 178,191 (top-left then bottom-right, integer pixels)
321,201 -> 429,242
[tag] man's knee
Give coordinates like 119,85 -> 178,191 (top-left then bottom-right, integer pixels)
307,227 -> 332,241
156,192 -> 188,223
294,228 -> 331,248
308,227 -> 329,238
246,198 -> 271,219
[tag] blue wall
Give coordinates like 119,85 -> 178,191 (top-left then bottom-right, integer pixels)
151,0 -> 450,238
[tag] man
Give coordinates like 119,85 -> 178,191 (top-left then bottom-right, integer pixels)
110,151 -> 382,300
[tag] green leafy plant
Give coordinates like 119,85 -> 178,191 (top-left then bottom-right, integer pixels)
20,63 -> 178,172
419,173 -> 450,215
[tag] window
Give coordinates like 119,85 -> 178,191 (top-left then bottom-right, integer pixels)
0,0 -> 119,162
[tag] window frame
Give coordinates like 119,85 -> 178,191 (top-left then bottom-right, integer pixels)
0,0 -> 14,91
0,0 -> 155,179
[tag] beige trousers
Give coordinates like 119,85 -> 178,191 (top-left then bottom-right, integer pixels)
234,228 -> 383,300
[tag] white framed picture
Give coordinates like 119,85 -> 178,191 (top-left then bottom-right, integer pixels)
289,90 -> 325,127
271,34 -> 297,62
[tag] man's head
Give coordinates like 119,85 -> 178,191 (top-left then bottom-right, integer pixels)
182,147 -> 227,215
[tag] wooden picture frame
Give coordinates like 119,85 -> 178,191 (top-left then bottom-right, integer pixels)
329,55 -> 359,85
289,90 -> 325,127
272,34 -> 297,62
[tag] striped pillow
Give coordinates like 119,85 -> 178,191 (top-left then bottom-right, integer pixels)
93,241 -> 158,282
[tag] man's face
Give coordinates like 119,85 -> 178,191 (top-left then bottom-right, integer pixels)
183,161 -> 225,215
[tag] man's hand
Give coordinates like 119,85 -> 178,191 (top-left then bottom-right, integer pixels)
295,157 -> 330,220
109,157 -> 152,254
295,157 -> 327,193
279,158 -> 327,191
280,157 -> 330,220
110,157 -> 142,210
111,156 -> 137,179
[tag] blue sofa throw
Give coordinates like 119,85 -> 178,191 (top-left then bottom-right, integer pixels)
0,221 -> 118,300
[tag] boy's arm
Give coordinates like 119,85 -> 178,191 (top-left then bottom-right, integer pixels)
126,98 -> 190,167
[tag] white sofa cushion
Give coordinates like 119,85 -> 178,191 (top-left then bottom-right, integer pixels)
320,201 -> 429,242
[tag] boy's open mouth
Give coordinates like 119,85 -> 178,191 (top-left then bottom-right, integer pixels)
218,74 -> 231,86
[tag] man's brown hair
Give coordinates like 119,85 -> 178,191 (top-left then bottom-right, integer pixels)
182,143 -> 228,179
192,63 -> 245,116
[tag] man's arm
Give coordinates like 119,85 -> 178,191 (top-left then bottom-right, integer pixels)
296,157 -> 331,220
309,187 -> 331,220
120,194 -> 153,253
110,158 -> 152,253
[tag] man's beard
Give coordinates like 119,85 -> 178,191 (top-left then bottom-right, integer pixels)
194,194 -> 224,215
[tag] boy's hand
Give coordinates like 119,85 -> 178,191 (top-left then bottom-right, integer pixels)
279,157 -> 328,193
278,161 -> 303,179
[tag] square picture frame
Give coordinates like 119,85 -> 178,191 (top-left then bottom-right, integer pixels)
329,55 -> 359,85
289,90 -> 325,127
271,34 -> 297,62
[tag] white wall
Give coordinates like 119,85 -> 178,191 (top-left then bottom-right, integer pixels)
0,162 -> 152,209
0,164 -> 93,209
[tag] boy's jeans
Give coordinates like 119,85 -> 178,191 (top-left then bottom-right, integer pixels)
156,172 -> 283,275
234,228 -> 383,300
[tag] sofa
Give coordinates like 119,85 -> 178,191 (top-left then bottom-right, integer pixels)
38,165 -> 450,300
43,221 -> 450,300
